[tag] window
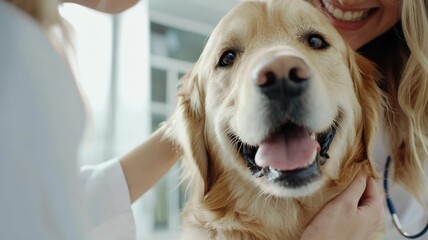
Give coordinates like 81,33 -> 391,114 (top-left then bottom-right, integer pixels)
148,18 -> 207,237
150,22 -> 207,62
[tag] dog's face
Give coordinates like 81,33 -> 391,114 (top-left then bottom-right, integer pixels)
175,0 -> 379,199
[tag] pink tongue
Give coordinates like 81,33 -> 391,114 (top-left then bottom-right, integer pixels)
255,127 -> 320,171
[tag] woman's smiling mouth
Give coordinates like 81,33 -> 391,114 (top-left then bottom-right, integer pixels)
318,0 -> 379,30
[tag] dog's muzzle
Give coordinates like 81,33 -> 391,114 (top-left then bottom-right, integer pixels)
231,52 -> 338,188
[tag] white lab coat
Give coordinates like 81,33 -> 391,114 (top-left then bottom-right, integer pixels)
0,1 -> 134,239
0,1 -> 426,239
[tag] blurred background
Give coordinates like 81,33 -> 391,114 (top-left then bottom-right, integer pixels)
59,0 -> 238,239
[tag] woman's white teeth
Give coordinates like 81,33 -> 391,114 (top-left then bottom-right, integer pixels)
322,0 -> 370,22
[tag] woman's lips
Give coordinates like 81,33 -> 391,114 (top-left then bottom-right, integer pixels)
318,0 -> 377,31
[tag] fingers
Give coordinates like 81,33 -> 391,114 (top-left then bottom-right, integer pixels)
358,177 -> 384,228
302,174 -> 384,240
358,177 -> 384,232
333,174 -> 367,207
330,174 -> 383,218
359,177 -> 382,208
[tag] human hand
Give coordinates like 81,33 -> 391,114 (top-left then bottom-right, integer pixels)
301,175 -> 384,240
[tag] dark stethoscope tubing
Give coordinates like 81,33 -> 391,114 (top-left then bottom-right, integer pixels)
383,156 -> 428,239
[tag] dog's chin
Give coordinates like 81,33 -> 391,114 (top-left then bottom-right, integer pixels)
230,120 -> 337,198
262,173 -> 325,198
250,154 -> 325,198
261,159 -> 324,197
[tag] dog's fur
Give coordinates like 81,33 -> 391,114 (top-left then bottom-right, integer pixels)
167,0 -> 383,239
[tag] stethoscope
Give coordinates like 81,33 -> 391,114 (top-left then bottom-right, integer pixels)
383,156 -> 428,239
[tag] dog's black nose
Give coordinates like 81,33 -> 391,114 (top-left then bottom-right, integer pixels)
255,55 -> 310,98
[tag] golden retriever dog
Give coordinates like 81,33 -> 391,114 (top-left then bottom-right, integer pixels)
167,0 -> 383,239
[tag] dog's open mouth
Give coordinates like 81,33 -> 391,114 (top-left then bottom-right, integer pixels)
231,121 -> 337,188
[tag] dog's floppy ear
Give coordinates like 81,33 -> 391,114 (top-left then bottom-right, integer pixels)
168,64 -> 210,201
348,51 -> 383,176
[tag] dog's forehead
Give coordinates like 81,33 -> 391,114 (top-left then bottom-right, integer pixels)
212,0 -> 332,41
196,0 -> 348,72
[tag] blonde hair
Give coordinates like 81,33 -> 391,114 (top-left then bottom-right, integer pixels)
364,0 -> 428,202
395,0 -> 428,202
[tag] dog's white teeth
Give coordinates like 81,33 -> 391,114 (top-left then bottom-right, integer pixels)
310,132 -> 316,140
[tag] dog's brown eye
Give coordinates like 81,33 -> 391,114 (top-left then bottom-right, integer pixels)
219,51 -> 237,67
307,34 -> 329,50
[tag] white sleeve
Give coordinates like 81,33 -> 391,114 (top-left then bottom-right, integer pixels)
80,159 -> 136,240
